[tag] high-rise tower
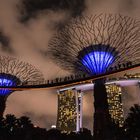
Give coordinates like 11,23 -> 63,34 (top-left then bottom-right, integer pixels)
57,88 -> 83,133
106,84 -> 124,127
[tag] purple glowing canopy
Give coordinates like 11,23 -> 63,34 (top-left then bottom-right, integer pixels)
78,44 -> 118,75
0,74 -> 20,96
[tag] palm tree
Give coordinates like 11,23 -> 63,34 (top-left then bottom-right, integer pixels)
124,104 -> 140,140
5,114 -> 17,130
18,116 -> 33,129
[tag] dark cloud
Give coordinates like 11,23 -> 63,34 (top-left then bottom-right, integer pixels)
0,31 -> 13,53
18,0 -> 86,22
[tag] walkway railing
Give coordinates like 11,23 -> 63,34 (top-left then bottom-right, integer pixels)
0,62 -> 140,90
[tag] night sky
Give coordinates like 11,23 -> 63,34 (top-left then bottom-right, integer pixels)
0,0 -> 139,131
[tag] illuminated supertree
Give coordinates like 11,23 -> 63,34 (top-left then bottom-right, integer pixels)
48,14 -> 140,139
0,56 -> 44,117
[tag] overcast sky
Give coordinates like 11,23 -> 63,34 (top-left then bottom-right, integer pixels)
0,0 -> 139,131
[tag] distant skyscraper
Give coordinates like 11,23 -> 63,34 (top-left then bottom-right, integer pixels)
106,84 -> 124,127
57,88 -> 83,133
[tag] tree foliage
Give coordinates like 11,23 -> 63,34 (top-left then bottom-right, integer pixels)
124,104 -> 140,139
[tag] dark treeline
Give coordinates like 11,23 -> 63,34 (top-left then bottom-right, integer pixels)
0,114 -> 93,140
0,104 -> 140,140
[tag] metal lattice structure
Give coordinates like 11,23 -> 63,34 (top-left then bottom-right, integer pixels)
0,56 -> 44,83
48,14 -> 140,75
0,55 -> 44,116
48,14 -> 140,139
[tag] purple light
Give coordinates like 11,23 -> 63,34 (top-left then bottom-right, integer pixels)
0,77 -> 17,96
81,51 -> 115,75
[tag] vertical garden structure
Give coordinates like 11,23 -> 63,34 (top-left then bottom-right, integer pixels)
0,56 -> 44,117
48,14 -> 140,139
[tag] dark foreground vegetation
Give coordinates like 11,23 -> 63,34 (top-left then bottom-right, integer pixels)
0,104 -> 140,140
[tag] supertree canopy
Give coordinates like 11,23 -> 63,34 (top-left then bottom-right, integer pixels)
48,14 -> 140,139
49,14 -> 140,75
0,56 -> 44,116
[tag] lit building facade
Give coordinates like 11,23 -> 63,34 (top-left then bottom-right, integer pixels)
57,88 -> 83,133
106,84 -> 124,127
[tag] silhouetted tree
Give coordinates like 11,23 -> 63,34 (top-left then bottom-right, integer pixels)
0,114 -> 100,140
79,128 -> 93,140
46,128 -> 61,140
124,104 -> 140,140
0,116 -> 5,128
5,114 -> 17,130
18,116 -> 33,129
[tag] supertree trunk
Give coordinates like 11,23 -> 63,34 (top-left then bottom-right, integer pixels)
93,79 -> 111,140
0,96 -> 7,117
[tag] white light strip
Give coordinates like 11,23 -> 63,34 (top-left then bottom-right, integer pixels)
59,78 -> 140,91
